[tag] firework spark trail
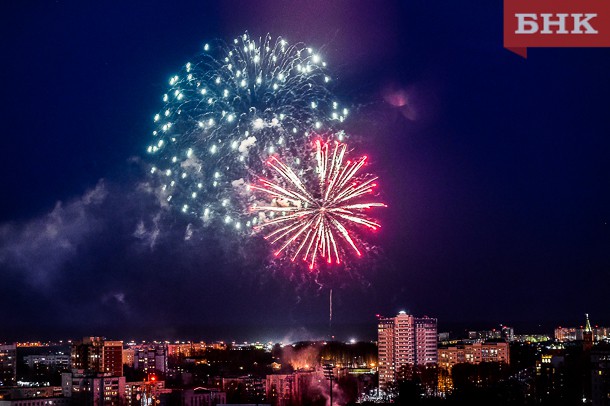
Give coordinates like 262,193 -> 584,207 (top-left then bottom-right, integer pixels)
146,32 -> 348,230
251,140 -> 385,270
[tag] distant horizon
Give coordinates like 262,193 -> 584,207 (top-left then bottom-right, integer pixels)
1,316 -> 603,344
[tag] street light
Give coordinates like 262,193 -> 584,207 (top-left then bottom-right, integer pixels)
323,363 -> 334,406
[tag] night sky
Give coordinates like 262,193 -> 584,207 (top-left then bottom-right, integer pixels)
1,1 -> 609,342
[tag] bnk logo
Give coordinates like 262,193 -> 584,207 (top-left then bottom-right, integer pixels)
515,13 -> 598,35
504,0 -> 610,57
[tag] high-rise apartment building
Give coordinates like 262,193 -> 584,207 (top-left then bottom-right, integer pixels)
377,311 -> 438,387
591,348 -> 610,406
71,337 -> 123,377
0,344 -> 17,387
72,337 -> 102,372
102,341 -> 123,377
415,317 -> 439,365
133,344 -> 167,375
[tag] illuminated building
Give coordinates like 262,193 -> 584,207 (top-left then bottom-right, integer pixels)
555,314 -> 609,343
468,330 -> 502,341
61,370 -> 126,405
71,337 -> 103,372
180,388 -> 226,406
266,374 -> 293,406
415,317 -> 439,365
209,342 -> 227,351
377,311 -> 438,387
0,397 -> 70,405
0,386 -> 68,405
133,344 -> 167,375
0,344 -> 17,387
71,338 -> 123,377
14,342 -> 44,348
591,348 -> 610,406
584,314 -> 594,351
595,328 -> 610,342
501,325 -> 515,342
437,342 -> 510,370
267,369 -> 340,406
293,370 -> 322,406
222,376 -> 266,404
122,348 -> 134,368
23,354 -> 70,370
513,334 -> 552,343
467,326 -> 514,343
377,317 -> 395,387
555,327 -> 578,342
102,341 -> 123,377
124,380 -> 168,406
167,342 -> 206,358
535,353 -> 568,404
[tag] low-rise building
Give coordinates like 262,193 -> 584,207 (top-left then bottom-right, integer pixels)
23,354 -> 70,370
61,370 -> 126,405
180,388 -> 226,406
124,380 -> 168,406
438,342 -> 510,370
0,386 -> 67,405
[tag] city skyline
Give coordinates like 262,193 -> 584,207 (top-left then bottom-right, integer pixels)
0,311 -> 603,348
1,1 -> 609,340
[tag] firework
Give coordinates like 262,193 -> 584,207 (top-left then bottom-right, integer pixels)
251,140 -> 385,270
146,32 -> 348,229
